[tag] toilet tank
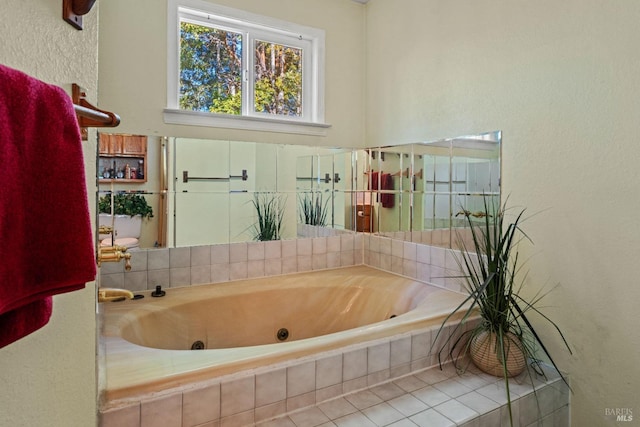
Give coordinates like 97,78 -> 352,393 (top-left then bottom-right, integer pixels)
113,214 -> 142,239
99,213 -> 142,239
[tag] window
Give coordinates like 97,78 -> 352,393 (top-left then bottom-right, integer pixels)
179,22 -> 243,115
166,0 -> 329,135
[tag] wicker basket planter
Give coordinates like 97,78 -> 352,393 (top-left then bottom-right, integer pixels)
470,331 -> 526,377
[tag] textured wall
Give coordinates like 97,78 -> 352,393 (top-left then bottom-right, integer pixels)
365,0 -> 640,425
0,1 -> 99,426
98,0 -> 366,148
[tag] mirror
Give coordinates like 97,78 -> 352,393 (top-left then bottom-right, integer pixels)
97,134 -> 165,249
367,131 -> 501,248
97,135 -> 353,249
96,131 -> 500,250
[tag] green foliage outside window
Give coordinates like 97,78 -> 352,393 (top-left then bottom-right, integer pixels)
179,22 -> 242,115
180,22 -> 303,117
254,40 -> 302,116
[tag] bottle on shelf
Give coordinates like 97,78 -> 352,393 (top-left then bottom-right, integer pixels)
137,160 -> 144,179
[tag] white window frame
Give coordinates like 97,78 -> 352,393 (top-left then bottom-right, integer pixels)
166,0 -> 329,136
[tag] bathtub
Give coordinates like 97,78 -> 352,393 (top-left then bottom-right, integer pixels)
100,265 -> 468,409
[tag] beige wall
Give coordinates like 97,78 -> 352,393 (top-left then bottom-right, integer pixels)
366,0 -> 640,425
98,0 -> 366,148
0,1 -> 99,426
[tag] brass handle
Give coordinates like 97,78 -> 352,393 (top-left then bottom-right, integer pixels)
100,245 -> 128,254
99,225 -> 113,235
97,246 -> 132,270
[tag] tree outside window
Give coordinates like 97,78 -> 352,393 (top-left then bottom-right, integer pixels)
254,40 -> 302,117
179,22 -> 242,115
180,23 -> 304,118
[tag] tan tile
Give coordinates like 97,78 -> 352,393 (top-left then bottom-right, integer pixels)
316,354 -> 343,389
100,404 -> 140,427
287,391 -> 315,412
318,397 -> 358,420
183,384 -> 221,427
344,390 -> 383,410
141,394 -> 182,427
221,376 -> 255,417
219,409 -> 254,427
343,348 -> 367,381
288,406 -> 330,427
368,342 -> 390,373
256,368 -> 286,407
211,244 -> 230,264
287,361 -> 316,397
254,400 -> 287,424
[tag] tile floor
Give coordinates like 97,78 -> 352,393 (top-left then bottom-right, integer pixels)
257,361 -> 569,427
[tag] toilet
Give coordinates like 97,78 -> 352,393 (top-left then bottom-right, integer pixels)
99,213 -> 142,249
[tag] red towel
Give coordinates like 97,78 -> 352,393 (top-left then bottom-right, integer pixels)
368,171 -> 379,191
0,299 -> 52,348
0,64 -> 96,348
380,173 -> 395,208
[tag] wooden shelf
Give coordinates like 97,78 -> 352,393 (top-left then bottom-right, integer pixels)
99,178 -> 145,183
99,133 -> 146,156
98,133 -> 147,183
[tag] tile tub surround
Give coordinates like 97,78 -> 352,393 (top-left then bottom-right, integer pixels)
363,234 -> 466,294
262,363 -> 569,427
100,349 -> 569,427
377,228 -> 477,251
100,234 -> 362,292
99,319 -> 467,426
99,232 -> 467,298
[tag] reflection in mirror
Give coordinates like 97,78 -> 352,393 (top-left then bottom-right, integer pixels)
296,150 -> 352,238
96,131 -> 499,250
97,134 -> 166,249
296,154 -> 327,237
372,131 -> 501,248
168,138 -> 351,247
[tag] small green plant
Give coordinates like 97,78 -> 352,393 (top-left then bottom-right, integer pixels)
433,195 -> 571,426
251,192 -> 285,241
298,191 -> 329,226
98,192 -> 154,220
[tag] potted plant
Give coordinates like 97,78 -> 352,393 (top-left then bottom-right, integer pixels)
98,192 -> 154,219
251,192 -> 284,241
298,191 -> 329,227
433,195 -> 571,425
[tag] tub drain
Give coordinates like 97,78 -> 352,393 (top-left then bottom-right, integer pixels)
191,340 -> 205,350
276,328 -> 289,341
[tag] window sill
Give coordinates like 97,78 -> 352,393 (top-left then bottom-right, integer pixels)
163,109 -> 331,136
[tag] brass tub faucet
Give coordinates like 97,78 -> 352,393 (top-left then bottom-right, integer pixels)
97,244 -> 132,271
98,287 -> 134,303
